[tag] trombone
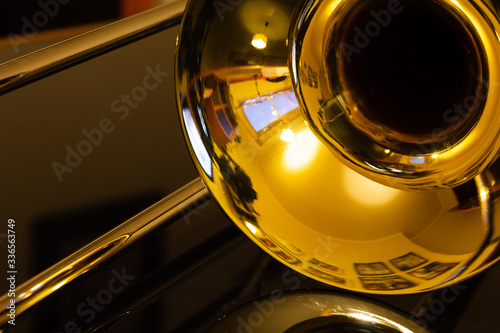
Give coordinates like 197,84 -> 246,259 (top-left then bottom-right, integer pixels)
0,0 -> 195,327
2,0 -> 500,329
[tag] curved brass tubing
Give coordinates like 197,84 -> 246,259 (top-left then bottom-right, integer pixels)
0,175 -> 208,327
177,0 -> 500,294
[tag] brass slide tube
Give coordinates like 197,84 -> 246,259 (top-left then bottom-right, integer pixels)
0,0 -> 187,94
0,178 -> 209,328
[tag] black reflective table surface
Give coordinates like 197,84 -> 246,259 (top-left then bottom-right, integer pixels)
1,22 -> 500,333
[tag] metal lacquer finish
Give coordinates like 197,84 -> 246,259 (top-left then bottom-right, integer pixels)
176,0 -> 500,294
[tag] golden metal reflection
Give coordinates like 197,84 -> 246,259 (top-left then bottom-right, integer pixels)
283,128 -> 320,170
207,292 -> 431,332
280,128 -> 295,143
177,0 -> 500,294
292,0 -> 500,191
251,33 -> 268,49
3,235 -> 129,327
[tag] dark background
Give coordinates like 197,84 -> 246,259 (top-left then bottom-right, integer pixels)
0,1 -> 121,37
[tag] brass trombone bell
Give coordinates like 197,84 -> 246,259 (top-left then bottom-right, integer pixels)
292,0 -> 500,191
176,0 -> 500,294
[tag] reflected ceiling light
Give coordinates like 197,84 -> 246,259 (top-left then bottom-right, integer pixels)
245,221 -> 258,234
284,129 -> 320,170
182,108 -> 213,178
480,188 -> 489,201
51,280 -> 67,291
349,312 -> 413,333
280,128 -> 295,143
342,166 -> 400,207
31,283 -> 43,292
252,33 -> 268,49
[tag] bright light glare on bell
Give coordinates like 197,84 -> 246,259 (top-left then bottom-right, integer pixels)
348,312 -> 379,325
284,129 -> 320,170
348,313 -> 414,333
342,166 -> 400,207
245,221 -> 258,234
178,0 -> 500,295
251,33 -> 267,49
480,189 -> 489,201
280,128 -> 295,143
182,108 -> 212,178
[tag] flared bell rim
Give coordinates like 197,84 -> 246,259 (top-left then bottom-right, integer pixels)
290,0 -> 500,191
176,0 -> 500,295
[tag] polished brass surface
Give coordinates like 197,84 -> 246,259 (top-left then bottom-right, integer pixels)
207,292 -> 431,332
292,0 -> 500,191
177,0 -> 500,294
